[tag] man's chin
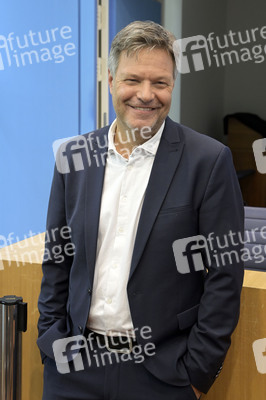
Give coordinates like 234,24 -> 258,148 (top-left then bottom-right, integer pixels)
123,119 -> 157,134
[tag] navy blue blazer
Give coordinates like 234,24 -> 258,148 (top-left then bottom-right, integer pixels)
37,117 -> 244,393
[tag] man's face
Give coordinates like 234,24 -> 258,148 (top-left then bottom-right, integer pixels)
108,48 -> 175,137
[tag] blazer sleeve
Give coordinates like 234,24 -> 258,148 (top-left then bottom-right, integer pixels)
37,166 -> 73,361
183,146 -> 244,393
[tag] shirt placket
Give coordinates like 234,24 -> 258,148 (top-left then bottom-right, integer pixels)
103,157 -> 132,330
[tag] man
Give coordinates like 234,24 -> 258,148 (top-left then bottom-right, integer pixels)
38,21 -> 244,400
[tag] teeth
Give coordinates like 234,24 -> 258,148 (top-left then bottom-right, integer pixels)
133,107 -> 153,111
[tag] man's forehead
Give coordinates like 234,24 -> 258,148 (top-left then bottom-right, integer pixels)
116,48 -> 174,74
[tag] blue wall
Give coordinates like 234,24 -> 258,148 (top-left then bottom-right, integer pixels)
0,0 -> 97,247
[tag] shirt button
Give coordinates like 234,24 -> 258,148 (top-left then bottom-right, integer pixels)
113,263 -> 118,269
118,226 -> 124,234
106,298 -> 112,304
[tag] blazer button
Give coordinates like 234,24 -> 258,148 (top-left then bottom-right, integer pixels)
88,289 -> 92,295
78,325 -> 82,332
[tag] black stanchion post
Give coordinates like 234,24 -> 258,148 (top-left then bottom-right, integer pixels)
0,295 -> 27,400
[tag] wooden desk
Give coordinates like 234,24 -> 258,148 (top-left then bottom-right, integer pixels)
204,270 -> 266,400
0,237 -> 266,400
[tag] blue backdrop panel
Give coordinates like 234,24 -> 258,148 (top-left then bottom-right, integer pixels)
108,0 -> 162,122
115,0 -> 161,32
0,0 -> 97,247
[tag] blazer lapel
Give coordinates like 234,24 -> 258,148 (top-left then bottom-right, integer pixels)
84,128 -> 109,285
129,118 -> 185,279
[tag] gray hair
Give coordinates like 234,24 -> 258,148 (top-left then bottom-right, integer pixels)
108,20 -> 177,79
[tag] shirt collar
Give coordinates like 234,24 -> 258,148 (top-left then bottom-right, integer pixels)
107,119 -> 165,157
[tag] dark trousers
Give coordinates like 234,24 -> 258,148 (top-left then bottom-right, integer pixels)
42,336 -> 198,400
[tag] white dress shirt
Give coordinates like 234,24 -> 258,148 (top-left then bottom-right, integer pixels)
87,120 -> 165,337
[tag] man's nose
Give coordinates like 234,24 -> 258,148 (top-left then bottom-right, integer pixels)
137,82 -> 155,103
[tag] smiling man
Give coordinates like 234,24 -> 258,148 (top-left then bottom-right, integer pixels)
38,21 -> 244,400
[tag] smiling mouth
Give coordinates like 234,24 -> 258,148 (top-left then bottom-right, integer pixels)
129,105 -> 158,111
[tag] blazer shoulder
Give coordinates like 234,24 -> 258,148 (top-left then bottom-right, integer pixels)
183,125 -> 224,150
165,118 -> 226,157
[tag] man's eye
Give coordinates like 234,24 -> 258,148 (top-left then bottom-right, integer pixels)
156,81 -> 167,86
126,79 -> 138,83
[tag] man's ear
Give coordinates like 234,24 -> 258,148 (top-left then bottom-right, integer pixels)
108,70 -> 114,94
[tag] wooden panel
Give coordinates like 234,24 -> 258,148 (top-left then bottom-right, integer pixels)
227,118 -> 266,207
227,118 -> 261,170
204,270 -> 266,400
239,172 -> 266,208
1,238 -> 266,399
